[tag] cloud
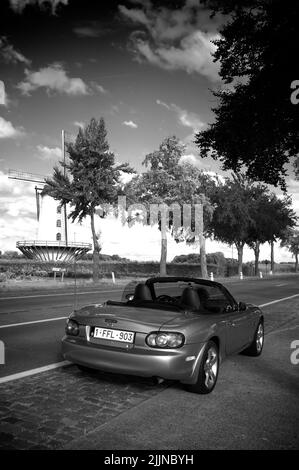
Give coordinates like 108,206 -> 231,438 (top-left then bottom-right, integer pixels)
17,63 -> 90,96
8,0 -> 68,14
119,1 -> 221,81
156,99 -> 170,110
0,116 -> 24,138
73,121 -> 85,128
90,81 -> 108,94
156,99 -> 205,132
37,145 -> 62,161
73,22 -> 112,38
122,120 -> 138,129
0,171 -> 39,252
73,27 -> 101,38
0,36 -> 31,66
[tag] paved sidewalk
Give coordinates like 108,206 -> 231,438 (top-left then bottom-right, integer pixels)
0,368 -> 168,449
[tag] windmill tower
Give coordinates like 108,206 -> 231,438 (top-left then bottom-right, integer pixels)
8,132 -> 91,262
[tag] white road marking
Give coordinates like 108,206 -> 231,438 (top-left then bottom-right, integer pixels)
275,283 -> 288,287
0,316 -> 67,329
266,324 -> 299,336
259,294 -> 299,308
0,288 -> 122,301
0,361 -> 71,384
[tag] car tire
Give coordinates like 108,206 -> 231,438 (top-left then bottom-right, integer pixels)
186,340 -> 219,394
242,320 -> 264,357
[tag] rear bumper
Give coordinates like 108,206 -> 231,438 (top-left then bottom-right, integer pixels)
62,336 -> 205,384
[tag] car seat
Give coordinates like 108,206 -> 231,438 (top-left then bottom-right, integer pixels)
180,286 -> 201,311
133,283 -> 153,301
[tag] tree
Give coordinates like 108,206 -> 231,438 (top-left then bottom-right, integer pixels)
246,185 -> 271,276
125,136 -> 215,277
195,0 -> 299,189
261,194 -> 297,271
125,136 -> 185,276
280,229 -> 299,272
210,174 -> 256,274
246,189 -> 296,275
172,162 -> 215,279
43,117 -> 132,281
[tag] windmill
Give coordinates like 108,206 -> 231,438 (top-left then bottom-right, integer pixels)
8,131 -> 91,262
9,169 -> 49,223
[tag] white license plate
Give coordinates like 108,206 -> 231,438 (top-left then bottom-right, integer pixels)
93,327 -> 135,343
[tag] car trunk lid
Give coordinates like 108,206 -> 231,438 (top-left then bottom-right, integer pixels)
73,303 -> 184,333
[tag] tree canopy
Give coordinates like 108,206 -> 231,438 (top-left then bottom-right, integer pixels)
281,229 -> 299,272
195,0 -> 299,189
125,136 -> 216,277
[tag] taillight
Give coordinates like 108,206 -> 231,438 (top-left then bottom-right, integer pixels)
65,319 -> 79,336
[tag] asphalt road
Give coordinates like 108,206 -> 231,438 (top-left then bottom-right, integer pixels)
0,274 -> 298,378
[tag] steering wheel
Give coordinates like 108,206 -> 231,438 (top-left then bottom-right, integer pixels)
156,294 -> 175,303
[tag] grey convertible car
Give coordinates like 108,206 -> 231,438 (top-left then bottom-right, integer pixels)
62,277 -> 264,394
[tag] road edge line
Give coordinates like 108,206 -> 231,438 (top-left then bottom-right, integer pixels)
259,293 -> 299,308
0,360 -> 71,384
0,316 -> 68,329
0,288 -> 123,301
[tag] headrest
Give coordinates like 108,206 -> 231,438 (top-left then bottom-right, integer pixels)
180,287 -> 201,311
196,287 -> 209,303
133,283 -> 152,301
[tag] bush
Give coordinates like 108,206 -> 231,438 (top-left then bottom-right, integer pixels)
35,270 -> 49,277
172,253 -> 200,263
0,251 -> 23,259
0,273 -> 7,282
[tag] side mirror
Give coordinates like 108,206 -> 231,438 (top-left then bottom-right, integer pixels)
238,301 -> 247,311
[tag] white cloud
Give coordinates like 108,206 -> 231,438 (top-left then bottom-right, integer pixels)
120,1 -> 221,81
156,99 -> 205,132
37,145 -> 62,161
0,171 -> 38,251
17,63 -> 90,96
73,26 -> 101,38
156,99 -> 170,110
122,120 -> 138,129
0,116 -> 24,138
179,153 -> 198,165
9,0 -> 68,14
0,36 -> 31,66
130,31 -> 219,81
73,121 -> 85,128
119,5 -> 150,27
90,81 -> 108,94
73,22 -> 112,38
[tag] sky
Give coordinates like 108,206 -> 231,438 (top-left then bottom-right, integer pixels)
0,0 -> 298,263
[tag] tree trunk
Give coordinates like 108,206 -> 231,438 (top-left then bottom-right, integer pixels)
254,241 -> 260,276
236,243 -> 244,275
160,236 -> 167,276
295,253 -> 298,272
90,210 -> 100,282
199,233 -> 208,279
270,240 -> 275,272
160,213 -> 167,276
